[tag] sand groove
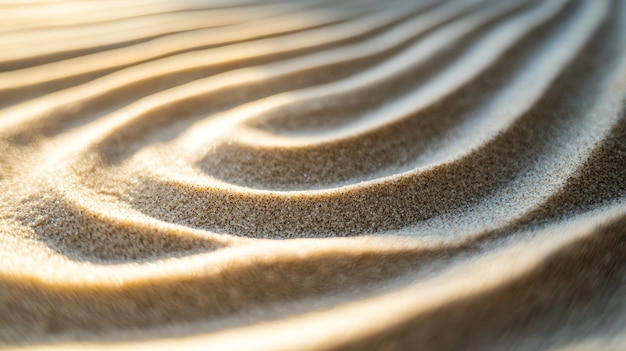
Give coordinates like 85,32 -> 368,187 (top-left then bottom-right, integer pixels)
0,0 -> 624,349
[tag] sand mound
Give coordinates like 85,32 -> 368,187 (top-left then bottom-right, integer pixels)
0,0 -> 624,349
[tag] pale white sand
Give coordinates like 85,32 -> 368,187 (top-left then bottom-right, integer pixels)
0,0 -> 624,350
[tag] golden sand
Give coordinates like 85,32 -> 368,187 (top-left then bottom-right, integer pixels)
0,0 -> 624,349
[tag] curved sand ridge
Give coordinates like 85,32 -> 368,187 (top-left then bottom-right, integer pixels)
0,0 -> 625,349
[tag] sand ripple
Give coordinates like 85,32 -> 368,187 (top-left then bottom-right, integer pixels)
0,0 -> 624,349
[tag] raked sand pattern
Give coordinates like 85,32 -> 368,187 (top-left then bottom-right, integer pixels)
0,0 -> 625,349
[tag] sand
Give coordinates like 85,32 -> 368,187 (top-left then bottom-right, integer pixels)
0,0 -> 624,349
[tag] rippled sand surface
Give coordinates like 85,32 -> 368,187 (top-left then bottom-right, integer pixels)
0,0 -> 625,349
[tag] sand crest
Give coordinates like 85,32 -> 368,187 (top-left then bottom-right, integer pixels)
0,0 -> 624,349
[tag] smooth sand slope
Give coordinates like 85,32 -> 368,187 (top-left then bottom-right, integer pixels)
0,0 -> 624,349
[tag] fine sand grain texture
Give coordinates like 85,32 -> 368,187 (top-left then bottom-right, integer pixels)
0,0 -> 625,350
